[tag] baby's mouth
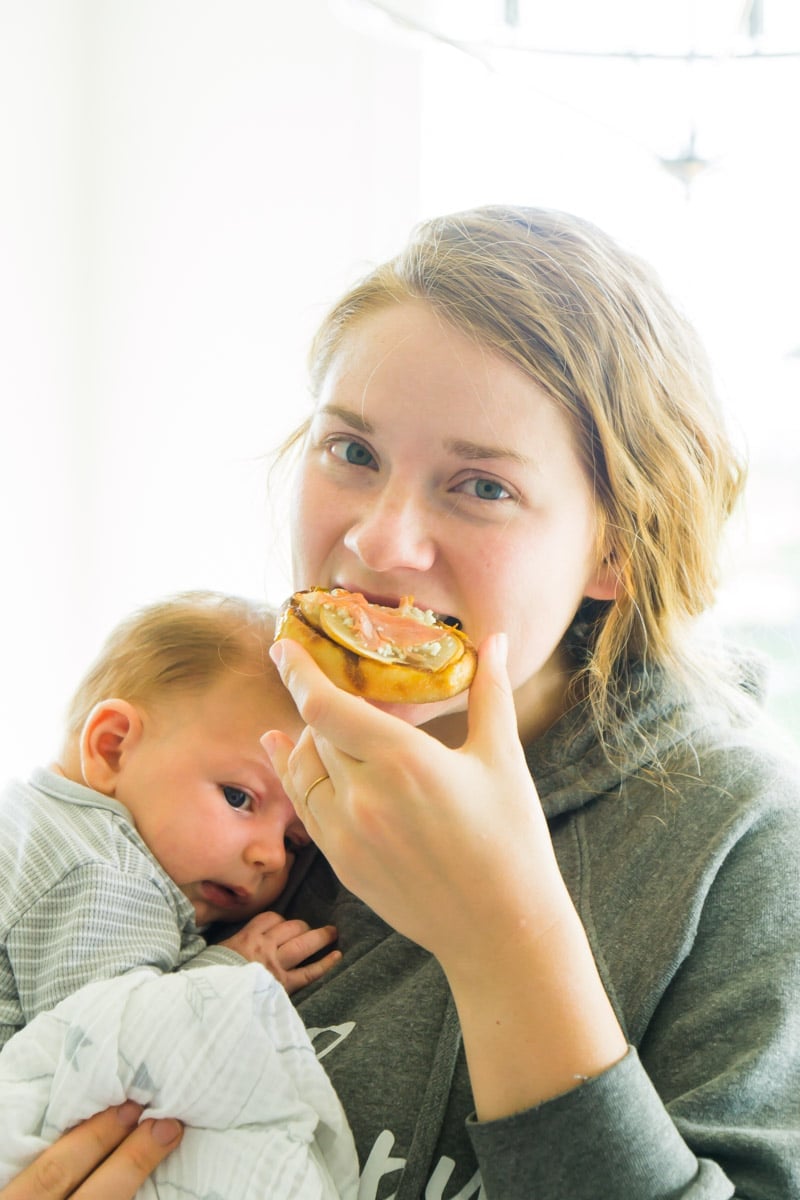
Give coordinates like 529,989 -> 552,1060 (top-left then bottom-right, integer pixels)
199,881 -> 247,908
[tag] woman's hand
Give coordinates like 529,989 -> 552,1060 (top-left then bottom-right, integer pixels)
0,1104 -> 182,1200
263,632 -> 571,975
264,632 -> 626,1120
219,910 -> 341,994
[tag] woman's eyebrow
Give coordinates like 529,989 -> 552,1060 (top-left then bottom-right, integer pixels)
318,405 -> 531,467
445,437 -> 531,467
317,403 -> 373,433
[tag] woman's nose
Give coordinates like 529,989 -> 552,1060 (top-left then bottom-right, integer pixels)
343,488 -> 436,573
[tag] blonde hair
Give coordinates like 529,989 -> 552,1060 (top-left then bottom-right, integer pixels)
291,205 -> 747,747
64,591 -> 285,748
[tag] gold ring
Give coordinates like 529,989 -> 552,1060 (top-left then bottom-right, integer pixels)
303,774 -> 330,806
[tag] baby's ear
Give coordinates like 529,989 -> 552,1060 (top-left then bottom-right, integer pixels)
80,699 -> 143,795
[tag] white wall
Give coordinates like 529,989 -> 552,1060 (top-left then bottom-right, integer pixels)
2,0 -> 798,777
0,0 -> 422,774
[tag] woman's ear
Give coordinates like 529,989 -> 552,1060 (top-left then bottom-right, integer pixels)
79,699 -> 144,796
585,551 -> 620,602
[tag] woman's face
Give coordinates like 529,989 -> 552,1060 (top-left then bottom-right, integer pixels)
290,301 -> 613,734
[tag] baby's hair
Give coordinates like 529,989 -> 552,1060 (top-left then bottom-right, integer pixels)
291,204 -> 749,751
64,591 -> 282,747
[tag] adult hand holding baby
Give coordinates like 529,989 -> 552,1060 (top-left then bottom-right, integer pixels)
0,1104 -> 181,1200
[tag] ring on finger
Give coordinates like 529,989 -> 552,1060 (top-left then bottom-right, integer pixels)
304,774 -> 330,806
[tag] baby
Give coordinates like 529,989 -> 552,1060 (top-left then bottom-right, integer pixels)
0,590 -> 357,1199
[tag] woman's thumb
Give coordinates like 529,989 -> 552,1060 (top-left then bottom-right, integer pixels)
465,632 -> 516,753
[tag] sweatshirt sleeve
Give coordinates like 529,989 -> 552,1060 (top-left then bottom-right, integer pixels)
468,798 -> 800,1198
469,1049 -> 733,1197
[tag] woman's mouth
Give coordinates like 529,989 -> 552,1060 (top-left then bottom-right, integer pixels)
334,584 -> 463,629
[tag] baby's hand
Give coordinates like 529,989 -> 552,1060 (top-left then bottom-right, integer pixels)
219,910 -> 341,995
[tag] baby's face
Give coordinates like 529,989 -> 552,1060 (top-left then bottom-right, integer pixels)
113,671 -> 307,927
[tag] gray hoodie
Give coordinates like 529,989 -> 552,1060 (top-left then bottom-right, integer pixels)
285,663 -> 800,1199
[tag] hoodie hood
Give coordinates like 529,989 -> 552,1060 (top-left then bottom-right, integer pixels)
527,648 -> 769,821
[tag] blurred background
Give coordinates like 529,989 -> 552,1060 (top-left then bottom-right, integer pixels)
1,0 -> 798,776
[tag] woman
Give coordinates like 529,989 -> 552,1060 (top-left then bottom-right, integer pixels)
6,206 -> 799,1198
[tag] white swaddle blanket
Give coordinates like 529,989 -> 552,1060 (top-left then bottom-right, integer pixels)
0,962 -> 359,1199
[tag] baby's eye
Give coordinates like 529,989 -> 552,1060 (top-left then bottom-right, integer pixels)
455,477 -> 512,501
222,785 -> 253,811
328,438 -> 377,469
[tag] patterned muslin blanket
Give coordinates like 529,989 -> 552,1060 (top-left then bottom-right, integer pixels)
0,962 -> 358,1199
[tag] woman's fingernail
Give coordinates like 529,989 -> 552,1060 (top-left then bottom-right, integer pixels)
152,1118 -> 182,1146
116,1101 -> 142,1127
269,641 -> 285,670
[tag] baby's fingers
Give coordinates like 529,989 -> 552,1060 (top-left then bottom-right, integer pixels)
279,923 -> 339,968
283,945 -> 343,995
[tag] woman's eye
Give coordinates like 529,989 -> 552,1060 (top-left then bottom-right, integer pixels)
328,438 -> 377,469
222,785 -> 252,811
456,477 -> 512,501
